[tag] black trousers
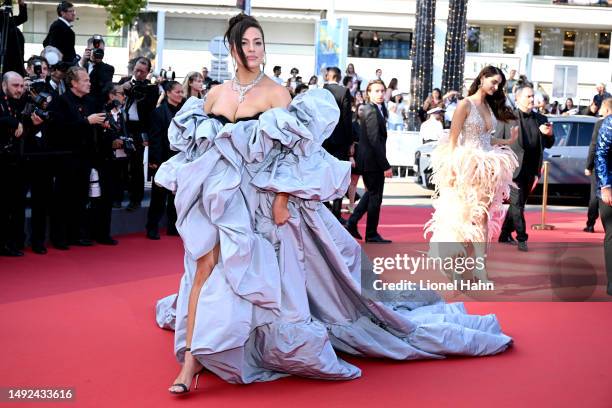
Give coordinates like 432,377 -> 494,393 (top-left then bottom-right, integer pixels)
146,170 -> 177,233
127,145 -> 145,204
348,171 -> 385,238
599,199 -> 612,292
89,160 -> 114,240
110,157 -> 129,204
0,162 -> 26,250
586,174 -> 599,228
26,158 -> 54,247
50,157 -> 91,245
501,174 -> 535,242
323,145 -> 350,220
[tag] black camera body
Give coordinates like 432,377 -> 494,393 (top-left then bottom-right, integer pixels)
127,78 -> 156,102
22,91 -> 53,121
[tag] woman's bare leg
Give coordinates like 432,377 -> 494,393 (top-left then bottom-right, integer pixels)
169,243 -> 220,392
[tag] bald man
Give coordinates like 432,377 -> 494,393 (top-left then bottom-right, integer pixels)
0,72 -> 27,256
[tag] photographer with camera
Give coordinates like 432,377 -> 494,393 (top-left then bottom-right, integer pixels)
81,35 -> 114,110
47,66 -> 106,249
118,57 -> 159,211
21,56 -> 56,254
0,71 -> 42,256
86,83 -> 128,246
145,81 -> 183,240
42,1 -> 77,64
0,0 -> 28,76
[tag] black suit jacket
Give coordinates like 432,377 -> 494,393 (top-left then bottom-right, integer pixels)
322,83 -> 352,158
88,62 -> 115,109
47,90 -> 95,157
43,19 -> 76,63
148,101 -> 179,165
2,4 -> 27,76
586,118 -> 605,171
357,103 -> 390,173
494,109 -> 555,179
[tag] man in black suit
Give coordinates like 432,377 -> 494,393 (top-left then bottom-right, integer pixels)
0,0 -> 28,76
322,66 -> 353,221
47,66 -> 106,249
118,57 -> 159,210
43,1 -> 77,64
81,35 -> 115,110
584,98 -> 612,232
346,80 -> 393,243
496,84 -> 554,252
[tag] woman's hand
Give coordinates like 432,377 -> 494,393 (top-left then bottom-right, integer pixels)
272,193 -> 290,226
508,125 -> 519,145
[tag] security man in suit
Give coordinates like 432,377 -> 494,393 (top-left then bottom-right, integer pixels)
496,83 -> 554,252
322,66 -> 353,221
43,1 -> 77,64
346,80 -> 393,243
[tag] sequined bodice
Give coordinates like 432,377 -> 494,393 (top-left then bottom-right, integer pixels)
459,99 -> 497,150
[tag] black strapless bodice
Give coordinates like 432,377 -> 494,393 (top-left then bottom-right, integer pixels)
208,112 -> 263,125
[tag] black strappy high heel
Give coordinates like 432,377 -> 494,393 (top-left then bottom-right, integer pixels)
169,348 -> 203,395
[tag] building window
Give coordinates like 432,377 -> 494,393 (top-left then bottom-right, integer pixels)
535,27 -> 610,58
552,65 -> 578,99
467,25 -> 516,54
348,29 -> 412,60
598,32 -> 610,58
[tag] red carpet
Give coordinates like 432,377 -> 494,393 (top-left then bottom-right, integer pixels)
1,207 -> 611,407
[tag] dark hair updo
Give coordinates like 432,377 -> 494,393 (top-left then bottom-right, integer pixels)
468,65 -> 516,122
225,13 -> 265,73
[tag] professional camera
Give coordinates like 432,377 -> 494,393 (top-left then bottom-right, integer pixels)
26,60 -> 47,94
126,78 -> 156,102
91,34 -> 104,59
158,68 -> 176,81
22,92 -> 53,121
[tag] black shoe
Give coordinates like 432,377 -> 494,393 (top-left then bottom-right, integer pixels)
518,241 -> 528,252
365,235 -> 392,244
52,242 -> 70,250
167,227 -> 179,236
583,226 -> 595,233
96,237 -> 118,246
0,246 -> 24,257
126,201 -> 141,211
498,235 -> 517,245
345,223 -> 362,240
147,229 -> 160,240
70,239 -> 94,247
32,245 -> 48,255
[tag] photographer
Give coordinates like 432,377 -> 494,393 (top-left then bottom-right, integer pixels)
42,1 -> 77,64
47,66 -> 106,249
22,56 -> 55,254
87,83 -> 127,245
0,72 -> 40,256
81,35 -> 114,110
41,46 -> 67,95
146,81 -> 183,240
118,57 -> 159,211
0,0 -> 28,76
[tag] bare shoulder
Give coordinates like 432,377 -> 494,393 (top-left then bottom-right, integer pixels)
456,98 -> 471,114
263,77 -> 291,108
203,82 -> 228,112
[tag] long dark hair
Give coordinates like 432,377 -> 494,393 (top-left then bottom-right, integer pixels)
225,14 -> 265,73
468,66 -> 515,122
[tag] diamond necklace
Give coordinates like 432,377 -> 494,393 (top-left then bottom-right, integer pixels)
232,71 -> 265,103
